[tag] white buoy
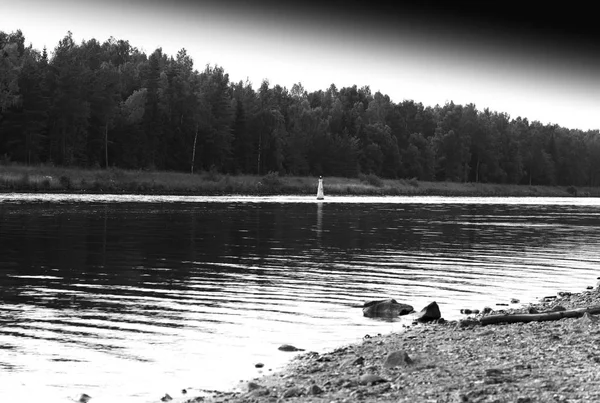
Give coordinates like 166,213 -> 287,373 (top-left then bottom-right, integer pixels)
316,176 -> 324,200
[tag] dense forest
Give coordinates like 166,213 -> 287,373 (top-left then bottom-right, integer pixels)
1,29 -> 600,186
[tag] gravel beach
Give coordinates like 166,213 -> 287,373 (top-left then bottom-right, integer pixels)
192,287 -> 600,403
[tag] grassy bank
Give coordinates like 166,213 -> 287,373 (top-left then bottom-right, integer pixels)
0,164 -> 598,197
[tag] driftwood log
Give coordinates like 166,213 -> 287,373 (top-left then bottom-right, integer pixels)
481,305 -> 600,325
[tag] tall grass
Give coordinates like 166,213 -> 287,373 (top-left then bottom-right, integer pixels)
0,164 -> 596,197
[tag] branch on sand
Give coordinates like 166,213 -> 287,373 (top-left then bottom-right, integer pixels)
481,304 -> 600,325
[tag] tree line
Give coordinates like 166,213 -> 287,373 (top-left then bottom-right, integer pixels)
1,29 -> 599,186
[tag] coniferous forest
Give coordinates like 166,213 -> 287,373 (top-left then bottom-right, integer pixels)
1,29 -> 600,187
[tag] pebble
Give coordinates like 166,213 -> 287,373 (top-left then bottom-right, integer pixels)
247,382 -> 262,391
278,344 -> 304,352
485,368 -> 504,376
248,388 -> 270,398
342,356 -> 364,367
308,384 -> 323,395
383,350 -> 413,368
358,374 -> 388,385
282,386 -> 302,398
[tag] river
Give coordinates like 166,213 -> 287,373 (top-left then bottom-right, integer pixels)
0,194 -> 599,402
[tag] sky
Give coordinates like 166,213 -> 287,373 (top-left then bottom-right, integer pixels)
2,0 -> 600,131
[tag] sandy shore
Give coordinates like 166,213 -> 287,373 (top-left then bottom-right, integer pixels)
189,286 -> 600,403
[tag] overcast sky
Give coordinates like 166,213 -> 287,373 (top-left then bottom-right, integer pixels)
2,0 -> 600,131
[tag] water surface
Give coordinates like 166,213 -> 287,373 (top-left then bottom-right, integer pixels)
1,194 -> 599,402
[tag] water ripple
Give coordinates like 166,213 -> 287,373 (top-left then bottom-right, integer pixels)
1,196 -> 599,402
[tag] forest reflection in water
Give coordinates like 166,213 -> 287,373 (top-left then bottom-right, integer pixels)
0,195 -> 599,402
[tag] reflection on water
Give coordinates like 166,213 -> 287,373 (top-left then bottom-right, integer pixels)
1,195 -> 600,402
316,201 -> 323,246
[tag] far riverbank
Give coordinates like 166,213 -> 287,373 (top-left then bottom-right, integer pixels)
0,165 -> 598,197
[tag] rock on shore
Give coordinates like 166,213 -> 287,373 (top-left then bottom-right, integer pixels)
199,289 -> 600,403
362,299 -> 414,318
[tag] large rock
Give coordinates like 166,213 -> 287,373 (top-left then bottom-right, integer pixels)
416,301 -> 441,322
362,299 -> 414,318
